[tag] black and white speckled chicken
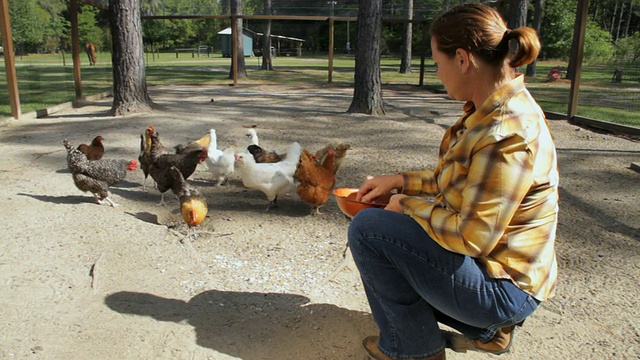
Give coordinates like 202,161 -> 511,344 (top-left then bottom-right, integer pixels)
63,139 -> 138,207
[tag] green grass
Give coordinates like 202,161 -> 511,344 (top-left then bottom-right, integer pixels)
2,52 -> 639,128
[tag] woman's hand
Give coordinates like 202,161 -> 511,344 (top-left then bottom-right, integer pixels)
385,194 -> 407,213
356,174 -> 404,203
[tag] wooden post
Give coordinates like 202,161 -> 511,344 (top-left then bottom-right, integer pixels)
231,16 -> 238,86
328,17 -> 334,83
419,21 -> 428,86
567,0 -> 589,120
0,0 -> 20,119
70,0 -> 83,99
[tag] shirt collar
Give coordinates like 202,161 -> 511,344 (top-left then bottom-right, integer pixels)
462,74 -> 526,127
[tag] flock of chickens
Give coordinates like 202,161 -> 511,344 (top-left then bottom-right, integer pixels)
62,125 -> 350,239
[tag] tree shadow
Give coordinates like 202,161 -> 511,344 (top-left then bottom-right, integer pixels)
105,290 -> 376,359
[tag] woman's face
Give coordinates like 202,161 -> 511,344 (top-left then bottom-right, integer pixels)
431,37 -> 464,101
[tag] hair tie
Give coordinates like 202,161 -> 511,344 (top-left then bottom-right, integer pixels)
504,29 -> 512,39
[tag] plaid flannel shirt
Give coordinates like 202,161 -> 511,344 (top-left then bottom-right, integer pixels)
399,75 -> 558,301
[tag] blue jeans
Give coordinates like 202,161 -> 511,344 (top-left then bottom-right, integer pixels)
348,208 -> 540,359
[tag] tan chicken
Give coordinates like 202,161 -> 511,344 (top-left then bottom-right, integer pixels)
294,148 -> 335,215
169,166 -> 208,242
315,142 -> 350,174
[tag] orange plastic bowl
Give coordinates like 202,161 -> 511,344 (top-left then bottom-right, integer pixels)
333,188 -> 392,218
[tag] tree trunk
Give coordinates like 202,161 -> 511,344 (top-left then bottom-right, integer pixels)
261,0 -> 273,70
347,0 -> 385,115
109,0 -> 153,116
507,0 -> 528,29
624,1 -> 632,38
615,0 -> 624,41
526,0 -> 544,77
507,0 -> 528,74
399,0 -> 413,73
228,0 -> 247,79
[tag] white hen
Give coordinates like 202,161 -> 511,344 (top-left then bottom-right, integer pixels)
205,129 -> 235,186
235,141 -> 303,212
245,128 -> 259,146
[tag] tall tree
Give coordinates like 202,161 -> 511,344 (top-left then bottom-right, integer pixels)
399,0 -> 413,73
109,0 -> 153,116
347,0 -> 385,115
507,0 -> 528,30
526,0 -> 544,76
228,0 -> 248,79
261,0 -> 274,70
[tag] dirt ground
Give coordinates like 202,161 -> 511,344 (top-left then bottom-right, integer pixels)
0,83 -> 638,360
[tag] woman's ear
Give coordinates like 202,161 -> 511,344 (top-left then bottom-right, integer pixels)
455,48 -> 471,72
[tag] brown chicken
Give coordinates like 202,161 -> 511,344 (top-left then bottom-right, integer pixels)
77,136 -> 105,160
148,132 -> 208,205
247,144 -> 286,163
315,142 -> 350,174
63,139 -> 138,207
294,148 -> 335,215
174,132 -> 211,154
169,166 -> 208,241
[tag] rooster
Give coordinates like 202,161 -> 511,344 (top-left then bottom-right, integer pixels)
315,142 -> 350,175
168,166 -> 208,241
63,139 -> 138,207
205,128 -> 235,186
138,126 -> 160,191
77,136 -> 105,160
235,141 -> 303,212
295,149 -> 335,215
148,144 -> 208,206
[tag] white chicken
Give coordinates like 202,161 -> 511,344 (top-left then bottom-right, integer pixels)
235,141 -> 303,212
205,128 -> 235,186
245,128 -> 259,146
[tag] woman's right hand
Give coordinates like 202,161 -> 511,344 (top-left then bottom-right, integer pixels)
356,174 -> 404,203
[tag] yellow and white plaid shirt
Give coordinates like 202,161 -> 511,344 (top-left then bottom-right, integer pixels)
399,75 -> 558,301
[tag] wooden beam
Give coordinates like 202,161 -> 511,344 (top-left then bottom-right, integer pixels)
70,0 -> 83,99
567,0 -> 589,120
0,0 -> 20,119
328,18 -> 334,83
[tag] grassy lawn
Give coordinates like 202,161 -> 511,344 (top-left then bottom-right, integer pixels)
2,52 -> 639,128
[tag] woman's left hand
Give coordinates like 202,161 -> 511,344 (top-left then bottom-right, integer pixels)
385,194 -> 407,213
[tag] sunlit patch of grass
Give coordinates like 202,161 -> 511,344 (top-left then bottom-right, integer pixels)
1,54 -> 639,129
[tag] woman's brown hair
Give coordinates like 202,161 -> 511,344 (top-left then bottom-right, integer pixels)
430,2 -> 540,69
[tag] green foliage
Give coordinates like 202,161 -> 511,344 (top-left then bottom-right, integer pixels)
583,20 -> 614,63
9,0 -> 50,52
615,32 -> 640,64
539,0 -> 576,60
78,5 -> 104,49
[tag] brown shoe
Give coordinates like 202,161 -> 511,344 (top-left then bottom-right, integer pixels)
363,336 -> 446,360
472,325 -> 515,355
443,324 -> 518,355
